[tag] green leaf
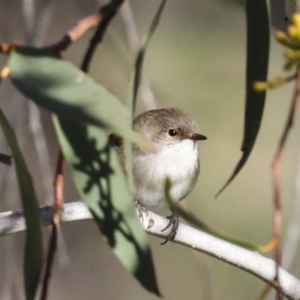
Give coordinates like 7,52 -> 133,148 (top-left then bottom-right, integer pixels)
217,0 -> 270,196
8,46 -> 152,151
53,116 -> 160,296
0,153 -> 12,165
0,108 -> 43,300
126,0 -> 167,117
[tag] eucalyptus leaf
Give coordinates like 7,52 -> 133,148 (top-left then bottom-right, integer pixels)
127,0 -> 167,117
217,0 -> 270,196
0,108 -> 43,300
8,46 -> 152,150
53,116 -> 160,296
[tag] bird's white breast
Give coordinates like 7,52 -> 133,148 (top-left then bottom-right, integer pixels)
134,139 -> 200,207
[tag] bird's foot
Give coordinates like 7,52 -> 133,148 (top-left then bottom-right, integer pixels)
160,213 -> 180,245
135,201 -> 148,221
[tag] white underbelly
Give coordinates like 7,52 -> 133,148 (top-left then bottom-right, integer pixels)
134,139 -> 200,207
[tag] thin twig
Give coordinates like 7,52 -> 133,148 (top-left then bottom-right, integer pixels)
271,69 -> 300,298
282,139 -> 300,269
40,152 -> 65,300
53,151 -> 65,227
81,0 -> 125,72
40,225 -> 57,300
47,13 -> 103,52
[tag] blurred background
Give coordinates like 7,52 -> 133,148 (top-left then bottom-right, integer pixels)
1,0 -> 300,299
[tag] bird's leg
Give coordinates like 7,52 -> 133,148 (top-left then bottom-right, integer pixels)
135,200 -> 148,221
160,211 -> 180,245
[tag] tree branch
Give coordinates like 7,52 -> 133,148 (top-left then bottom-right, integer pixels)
0,202 -> 300,299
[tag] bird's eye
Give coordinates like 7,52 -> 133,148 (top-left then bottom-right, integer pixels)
168,129 -> 177,136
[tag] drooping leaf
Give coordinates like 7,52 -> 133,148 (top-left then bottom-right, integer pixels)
0,108 -> 43,300
217,0 -> 270,196
0,153 -> 12,165
53,116 -> 160,296
127,0 -> 167,117
124,0 -> 167,191
8,46 -> 152,151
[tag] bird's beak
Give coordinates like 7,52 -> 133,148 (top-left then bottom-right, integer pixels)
190,133 -> 207,141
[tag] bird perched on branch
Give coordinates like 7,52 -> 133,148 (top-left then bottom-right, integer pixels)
110,108 -> 207,243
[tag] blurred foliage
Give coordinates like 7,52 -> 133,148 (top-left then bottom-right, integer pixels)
0,1 -> 300,300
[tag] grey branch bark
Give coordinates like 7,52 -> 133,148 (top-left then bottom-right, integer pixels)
1,201 -> 300,300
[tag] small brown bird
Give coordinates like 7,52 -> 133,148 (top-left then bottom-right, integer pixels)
111,108 -> 207,242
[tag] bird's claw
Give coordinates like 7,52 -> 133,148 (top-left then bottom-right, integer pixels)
160,214 -> 180,245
